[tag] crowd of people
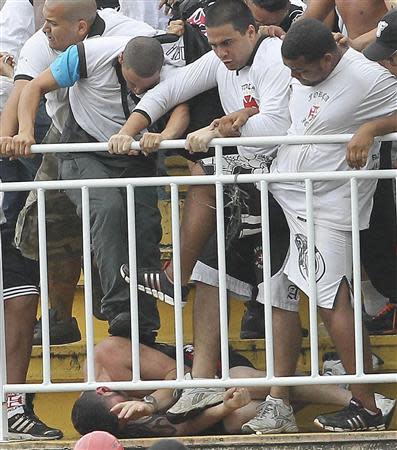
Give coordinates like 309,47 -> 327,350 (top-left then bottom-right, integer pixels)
0,0 -> 396,443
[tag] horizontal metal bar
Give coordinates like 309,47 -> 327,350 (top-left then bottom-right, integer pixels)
4,372 -> 397,394
29,133 -> 397,153
0,169 -> 396,193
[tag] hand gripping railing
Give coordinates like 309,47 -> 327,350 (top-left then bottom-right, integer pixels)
0,133 -> 396,440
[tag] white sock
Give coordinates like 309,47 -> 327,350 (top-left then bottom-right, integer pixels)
7,393 -> 25,419
362,280 -> 388,316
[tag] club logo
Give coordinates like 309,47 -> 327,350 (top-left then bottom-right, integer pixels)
294,233 -> 326,282
376,20 -> 389,38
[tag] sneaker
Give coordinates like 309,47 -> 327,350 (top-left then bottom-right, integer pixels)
166,374 -> 225,424
364,303 -> 397,335
32,309 -> 81,345
241,395 -> 298,434
240,301 -> 265,339
314,398 -> 386,432
374,393 -> 396,428
120,264 -> 189,306
8,407 -> 63,440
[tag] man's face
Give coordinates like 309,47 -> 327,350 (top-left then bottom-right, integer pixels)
207,23 -> 257,71
283,54 -> 333,86
42,2 -> 86,51
122,65 -> 161,96
246,0 -> 288,26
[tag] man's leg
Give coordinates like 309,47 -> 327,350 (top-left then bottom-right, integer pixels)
319,279 -> 377,411
5,295 -> 38,384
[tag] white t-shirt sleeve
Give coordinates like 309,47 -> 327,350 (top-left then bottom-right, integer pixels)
134,51 -> 220,124
14,31 -> 54,80
241,40 -> 291,138
0,0 -> 34,59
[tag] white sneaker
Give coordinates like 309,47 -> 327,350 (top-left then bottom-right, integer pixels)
241,395 -> 298,434
166,374 -> 225,424
375,393 -> 396,428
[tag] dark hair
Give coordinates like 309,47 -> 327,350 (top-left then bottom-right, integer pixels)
250,0 -> 289,12
71,391 -> 120,437
149,439 -> 188,450
123,37 -> 164,78
206,0 -> 257,34
281,18 -> 337,62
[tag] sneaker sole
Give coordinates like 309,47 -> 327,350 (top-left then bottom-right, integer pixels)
313,418 -> 386,432
8,431 -> 63,441
241,423 -> 299,434
167,399 -> 224,424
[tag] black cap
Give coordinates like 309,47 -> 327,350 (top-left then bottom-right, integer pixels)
363,9 -> 397,61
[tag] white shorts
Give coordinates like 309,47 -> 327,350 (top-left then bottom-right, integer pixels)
283,211 -> 352,309
191,256 -> 300,312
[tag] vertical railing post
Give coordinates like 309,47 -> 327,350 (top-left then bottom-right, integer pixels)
214,145 -> 229,380
170,183 -> 185,380
0,214 -> 8,441
351,178 -> 364,376
259,181 -> 274,379
37,188 -> 51,384
126,184 -> 141,382
305,180 -> 319,378
81,187 -> 95,383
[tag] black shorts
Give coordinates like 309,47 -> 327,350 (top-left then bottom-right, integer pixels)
2,243 -> 39,300
192,179 -> 289,299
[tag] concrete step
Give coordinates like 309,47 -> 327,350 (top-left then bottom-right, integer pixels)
0,431 -> 396,449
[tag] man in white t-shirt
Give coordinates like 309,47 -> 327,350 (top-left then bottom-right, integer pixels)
0,0 -> 157,440
109,0 -> 304,435
263,18 -> 397,432
13,35 -> 189,339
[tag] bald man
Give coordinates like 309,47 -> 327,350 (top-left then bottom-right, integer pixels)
0,0 -> 157,440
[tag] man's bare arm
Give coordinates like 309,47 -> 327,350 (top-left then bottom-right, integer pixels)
303,0 -> 335,22
347,113 -> 397,169
13,69 -> 59,156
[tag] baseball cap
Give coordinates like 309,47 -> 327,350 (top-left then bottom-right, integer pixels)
363,9 -> 397,61
73,431 -> 124,450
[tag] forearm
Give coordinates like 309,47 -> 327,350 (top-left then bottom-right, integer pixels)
119,111 -> 151,138
360,113 -> 397,137
150,388 -> 175,413
183,403 -> 234,435
303,0 -> 335,22
160,104 -> 190,140
0,80 -> 27,136
350,29 -> 377,52
17,81 -> 44,135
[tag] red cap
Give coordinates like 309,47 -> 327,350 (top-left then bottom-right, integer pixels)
74,431 -> 124,450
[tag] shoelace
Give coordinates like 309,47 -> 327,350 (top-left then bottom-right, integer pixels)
255,401 -> 276,418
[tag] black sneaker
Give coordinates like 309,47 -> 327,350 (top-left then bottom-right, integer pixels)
314,398 -> 386,432
8,407 -> 63,440
120,264 -> 189,306
107,311 -> 156,344
33,309 -> 81,345
364,303 -> 397,335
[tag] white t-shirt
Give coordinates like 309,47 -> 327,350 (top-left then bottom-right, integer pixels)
14,8 -> 156,132
135,36 -> 292,160
0,0 -> 34,58
119,0 -> 169,30
270,48 -> 397,231
51,36 -> 181,141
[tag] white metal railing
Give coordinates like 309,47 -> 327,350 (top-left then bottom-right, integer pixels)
0,134 -> 396,441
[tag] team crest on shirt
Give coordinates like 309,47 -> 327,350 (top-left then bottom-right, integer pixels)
294,233 -> 326,282
242,83 -> 259,109
187,8 -> 207,35
302,105 -> 320,127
